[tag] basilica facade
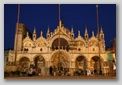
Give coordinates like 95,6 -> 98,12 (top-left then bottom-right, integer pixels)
5,20 -> 116,76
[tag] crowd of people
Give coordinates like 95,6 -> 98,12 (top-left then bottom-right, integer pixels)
4,65 -> 116,77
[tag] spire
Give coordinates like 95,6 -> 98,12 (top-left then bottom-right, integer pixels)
96,31 -> 99,38
85,26 -> 88,34
85,26 -> 88,35
40,30 -> 43,37
47,26 -> 50,33
71,27 -> 74,37
100,26 -> 104,39
47,26 -> 50,38
71,27 -> 74,33
78,30 -> 81,36
26,32 -> 29,37
100,26 -> 103,34
33,27 -> 36,34
84,26 -> 89,40
59,20 -> 62,28
92,31 -> 95,37
33,27 -> 36,41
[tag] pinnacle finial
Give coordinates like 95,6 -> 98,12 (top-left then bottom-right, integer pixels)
92,31 -> 95,37
78,30 -> 81,36
27,32 -> 29,37
41,30 -> 43,37
33,27 -> 36,33
85,26 -> 88,34
100,26 -> 103,33
47,26 -> 50,33
71,27 -> 74,37
47,26 -> 50,38
59,20 -> 62,28
71,27 -> 74,33
84,25 -> 89,39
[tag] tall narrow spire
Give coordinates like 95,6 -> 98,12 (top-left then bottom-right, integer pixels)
100,26 -> 104,39
92,31 -> 95,37
33,27 -> 37,41
40,30 -> 43,37
47,26 -> 50,38
78,30 -> 81,36
71,27 -> 74,37
26,32 -> 29,37
85,26 -> 88,34
59,20 -> 62,28
71,27 -> 74,33
100,26 -> 103,34
33,27 -> 36,33
84,26 -> 89,40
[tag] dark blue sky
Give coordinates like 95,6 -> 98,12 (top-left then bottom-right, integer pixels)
4,4 -> 116,49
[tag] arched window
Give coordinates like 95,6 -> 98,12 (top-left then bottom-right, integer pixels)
52,38 -> 69,51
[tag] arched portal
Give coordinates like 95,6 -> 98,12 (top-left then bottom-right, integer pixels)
51,51 -> 69,76
19,57 -> 30,72
90,56 -> 103,75
75,56 -> 87,71
51,38 -> 69,51
34,55 -> 45,70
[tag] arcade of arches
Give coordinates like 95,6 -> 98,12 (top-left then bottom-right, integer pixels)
17,54 -> 111,76
15,38 -> 115,76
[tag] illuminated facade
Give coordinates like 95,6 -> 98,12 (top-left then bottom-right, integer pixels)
5,20 -> 116,76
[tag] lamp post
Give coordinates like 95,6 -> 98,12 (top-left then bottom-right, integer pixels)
96,4 -> 102,75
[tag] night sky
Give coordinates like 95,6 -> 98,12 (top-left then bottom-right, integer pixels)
4,4 -> 116,50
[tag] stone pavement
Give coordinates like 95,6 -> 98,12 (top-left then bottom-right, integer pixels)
5,75 -> 116,80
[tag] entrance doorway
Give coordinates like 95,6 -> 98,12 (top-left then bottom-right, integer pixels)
91,56 -> 102,75
51,51 -> 69,76
75,56 -> 87,75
